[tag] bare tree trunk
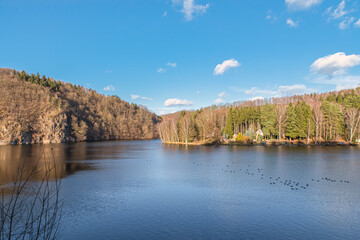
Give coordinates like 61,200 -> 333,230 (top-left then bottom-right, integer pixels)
346,108 -> 360,143
275,99 -> 288,142
307,119 -> 310,144
278,115 -> 281,142
311,101 -> 322,144
181,114 -> 191,145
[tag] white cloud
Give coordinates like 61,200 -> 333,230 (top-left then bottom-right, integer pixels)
244,85 -> 315,98
355,19 -> 360,28
218,92 -> 226,98
244,87 -> 277,96
163,11 -> 168,17
339,17 -> 355,30
309,74 -> 360,91
164,98 -> 193,106
172,0 -> 209,21
157,67 -> 166,73
311,52 -> 360,75
157,63 -> 176,73
214,92 -> 226,104
329,0 -> 347,20
214,98 -> 224,104
152,107 -> 179,115
266,10 -> 277,21
285,0 -> 322,11
196,90 -> 200,94
325,1 -> 357,29
214,58 -> 241,75
166,62 -> 177,67
278,84 -> 314,95
250,96 -> 265,101
104,85 -> 115,91
286,18 -> 298,27
131,94 -> 152,101
335,80 -> 360,91
309,53 -> 360,92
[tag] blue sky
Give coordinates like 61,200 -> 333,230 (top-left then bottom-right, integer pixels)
1,0 -> 360,114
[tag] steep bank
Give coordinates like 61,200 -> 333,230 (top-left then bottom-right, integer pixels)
0,68 -> 160,144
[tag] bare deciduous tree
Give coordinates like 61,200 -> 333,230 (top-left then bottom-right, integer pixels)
180,114 -> 191,144
309,98 -> 323,144
274,98 -> 289,141
345,107 -> 360,143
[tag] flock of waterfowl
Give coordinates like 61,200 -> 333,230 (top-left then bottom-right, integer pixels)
191,161 -> 351,191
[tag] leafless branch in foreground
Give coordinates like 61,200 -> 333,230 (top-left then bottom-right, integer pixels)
0,149 -> 62,240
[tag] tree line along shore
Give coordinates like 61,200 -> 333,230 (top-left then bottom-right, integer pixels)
158,88 -> 360,146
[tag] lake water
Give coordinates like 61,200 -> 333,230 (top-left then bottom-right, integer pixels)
1,140 -> 360,239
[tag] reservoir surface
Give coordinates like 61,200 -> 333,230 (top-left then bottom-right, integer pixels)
1,140 -> 359,239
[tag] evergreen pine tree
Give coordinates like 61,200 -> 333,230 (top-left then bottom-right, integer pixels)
224,108 -> 234,137
294,102 -> 311,139
260,103 -> 276,139
285,103 -> 297,139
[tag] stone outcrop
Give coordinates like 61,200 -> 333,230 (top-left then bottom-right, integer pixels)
1,112 -> 69,145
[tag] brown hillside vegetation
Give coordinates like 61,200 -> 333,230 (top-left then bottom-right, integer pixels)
0,68 -> 160,144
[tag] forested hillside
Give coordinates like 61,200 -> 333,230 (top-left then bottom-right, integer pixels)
158,89 -> 360,144
0,68 -> 160,145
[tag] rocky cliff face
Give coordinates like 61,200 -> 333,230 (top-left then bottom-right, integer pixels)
0,113 -> 68,145
0,68 -> 160,145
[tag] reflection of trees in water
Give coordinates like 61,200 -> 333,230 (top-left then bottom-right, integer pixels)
1,148 -> 62,239
0,142 -> 117,239
0,144 -> 97,185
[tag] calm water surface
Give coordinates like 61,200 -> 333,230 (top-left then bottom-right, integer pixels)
1,140 -> 360,239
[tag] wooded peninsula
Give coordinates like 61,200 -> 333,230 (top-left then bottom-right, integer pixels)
158,88 -> 360,146
0,68 -> 160,145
